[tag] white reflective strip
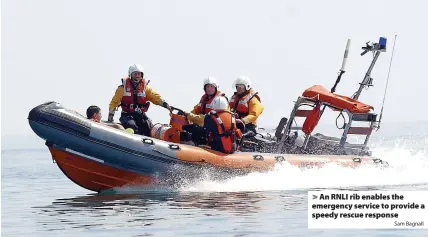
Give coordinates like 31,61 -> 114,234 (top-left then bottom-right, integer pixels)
124,92 -> 132,96
136,92 -> 146,96
241,97 -> 249,104
216,117 -> 223,124
205,95 -> 218,109
241,92 -> 256,104
65,148 -> 105,163
238,100 -> 249,109
238,91 -> 255,105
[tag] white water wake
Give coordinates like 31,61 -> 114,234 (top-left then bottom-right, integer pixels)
179,142 -> 428,192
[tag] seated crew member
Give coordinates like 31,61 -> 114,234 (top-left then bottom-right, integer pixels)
183,96 -> 242,154
86,105 -> 126,130
181,76 -> 228,144
229,76 -> 264,136
108,63 -> 172,136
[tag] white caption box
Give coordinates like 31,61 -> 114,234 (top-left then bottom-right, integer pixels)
308,190 -> 428,229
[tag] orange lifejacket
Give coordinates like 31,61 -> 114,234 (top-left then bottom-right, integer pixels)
194,91 -> 226,115
229,89 -> 261,119
120,77 -> 149,113
207,111 -> 241,154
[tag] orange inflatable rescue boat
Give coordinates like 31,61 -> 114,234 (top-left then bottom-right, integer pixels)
27,37 -> 391,193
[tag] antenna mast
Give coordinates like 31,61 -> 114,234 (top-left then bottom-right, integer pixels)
352,37 -> 387,100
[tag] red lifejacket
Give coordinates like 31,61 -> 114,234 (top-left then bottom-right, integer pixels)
229,88 -> 261,119
207,111 -> 237,154
120,77 -> 149,113
194,91 -> 226,115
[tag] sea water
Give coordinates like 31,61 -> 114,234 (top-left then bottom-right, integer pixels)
2,122 -> 428,236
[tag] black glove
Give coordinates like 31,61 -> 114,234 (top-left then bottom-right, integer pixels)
108,113 -> 114,122
162,101 -> 172,111
142,101 -> 150,112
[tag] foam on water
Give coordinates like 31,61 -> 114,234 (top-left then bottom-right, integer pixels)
179,142 -> 428,193
108,137 -> 428,194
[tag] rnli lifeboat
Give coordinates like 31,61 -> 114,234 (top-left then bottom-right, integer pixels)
27,100 -> 387,193
27,37 -> 391,193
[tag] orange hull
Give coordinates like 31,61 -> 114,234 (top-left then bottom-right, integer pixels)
49,147 -> 156,192
175,145 -> 371,170
48,145 -> 378,193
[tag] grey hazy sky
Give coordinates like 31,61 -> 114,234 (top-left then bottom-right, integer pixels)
2,0 -> 427,136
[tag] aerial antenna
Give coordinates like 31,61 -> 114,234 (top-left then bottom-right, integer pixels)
376,35 -> 398,130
